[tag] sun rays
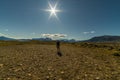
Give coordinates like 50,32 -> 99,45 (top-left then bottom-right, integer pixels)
45,1 -> 61,20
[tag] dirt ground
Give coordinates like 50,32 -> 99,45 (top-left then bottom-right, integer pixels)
0,44 -> 120,80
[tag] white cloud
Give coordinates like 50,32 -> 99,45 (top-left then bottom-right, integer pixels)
83,31 -> 95,34
83,32 -> 90,34
41,33 -> 67,39
0,33 -> 6,36
0,33 -> 12,38
31,32 -> 35,35
5,29 -> 8,31
91,31 -> 95,33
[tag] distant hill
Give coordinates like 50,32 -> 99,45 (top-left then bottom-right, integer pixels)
0,36 -> 76,42
0,36 -> 15,41
59,39 -> 76,43
32,38 -> 76,42
32,38 -> 52,41
1,35 -> 120,42
85,35 -> 120,42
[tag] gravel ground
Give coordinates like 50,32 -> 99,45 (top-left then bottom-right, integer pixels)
0,44 -> 120,80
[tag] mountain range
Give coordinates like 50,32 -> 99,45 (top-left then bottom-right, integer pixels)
0,36 -> 15,41
85,35 -> 120,42
1,35 -> 120,42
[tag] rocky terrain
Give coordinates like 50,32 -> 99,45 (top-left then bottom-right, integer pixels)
0,44 -> 120,80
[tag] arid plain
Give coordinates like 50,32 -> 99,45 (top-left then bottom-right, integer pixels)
0,41 -> 120,80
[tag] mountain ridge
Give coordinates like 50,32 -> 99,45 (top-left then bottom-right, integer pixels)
84,35 -> 120,42
0,36 -> 15,41
1,35 -> 120,42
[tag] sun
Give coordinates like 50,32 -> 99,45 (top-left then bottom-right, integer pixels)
45,1 -> 61,20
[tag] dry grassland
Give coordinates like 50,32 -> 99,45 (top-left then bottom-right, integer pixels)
0,42 -> 120,80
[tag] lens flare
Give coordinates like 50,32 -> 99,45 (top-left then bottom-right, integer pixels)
45,1 -> 61,20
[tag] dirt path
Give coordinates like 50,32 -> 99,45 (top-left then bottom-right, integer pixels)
0,44 -> 120,80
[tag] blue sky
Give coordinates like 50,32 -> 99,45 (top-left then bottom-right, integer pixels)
0,0 -> 120,40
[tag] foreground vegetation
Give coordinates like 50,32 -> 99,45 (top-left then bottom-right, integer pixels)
0,41 -> 120,80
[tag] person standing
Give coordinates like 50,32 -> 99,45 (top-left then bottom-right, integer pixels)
56,41 -> 62,56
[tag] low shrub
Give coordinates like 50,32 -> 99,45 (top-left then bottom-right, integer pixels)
113,52 -> 120,56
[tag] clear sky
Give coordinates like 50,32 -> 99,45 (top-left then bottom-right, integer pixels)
0,0 -> 120,40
